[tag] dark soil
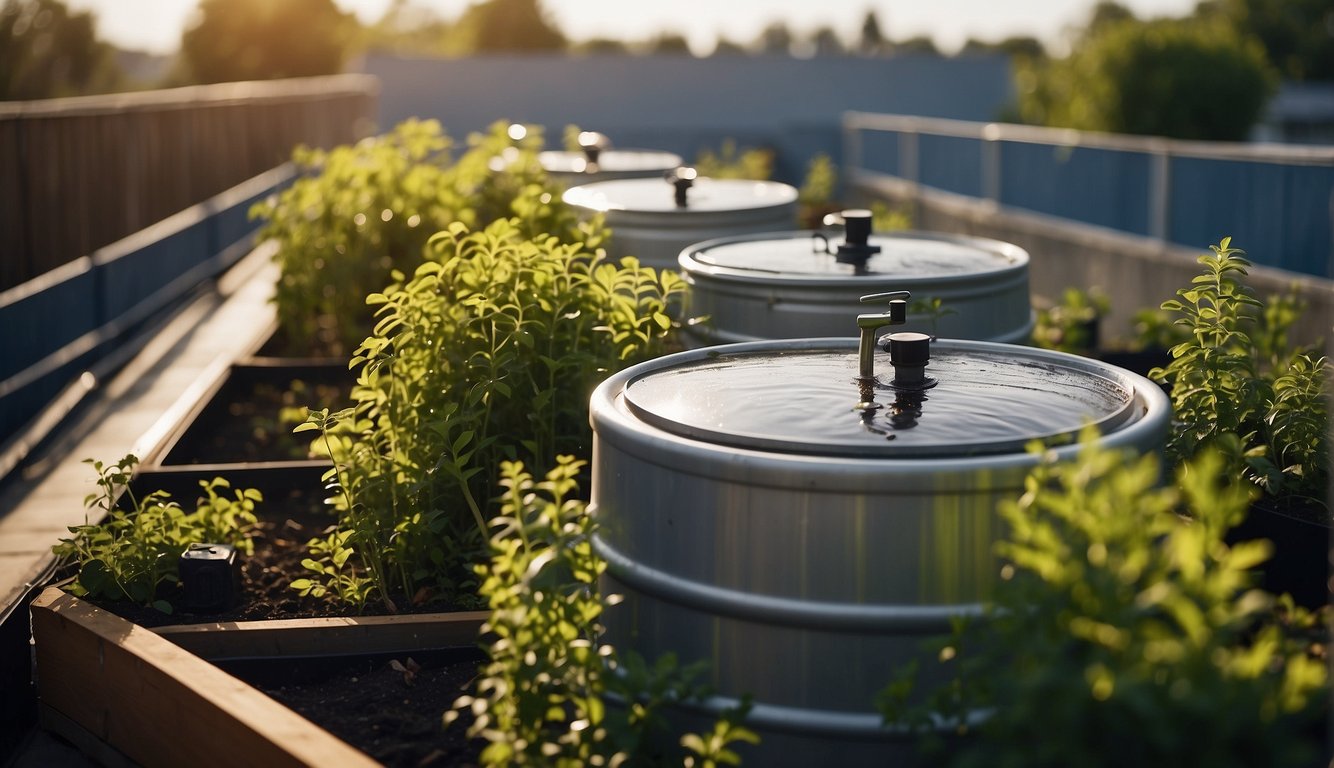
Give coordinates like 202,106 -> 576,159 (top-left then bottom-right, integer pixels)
223,649 -> 485,768
161,362 -> 352,465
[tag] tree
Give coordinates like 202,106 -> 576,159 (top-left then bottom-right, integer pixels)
361,0 -> 452,57
754,20 -> 793,55
894,35 -> 940,56
0,0 -> 121,99
960,35 -> 1046,60
1199,0 -> 1334,81
1018,16 -> 1276,141
644,32 -> 690,56
810,26 -> 846,57
710,35 -> 748,57
444,0 -> 565,55
857,9 -> 887,56
572,37 -> 628,55
180,0 -> 353,84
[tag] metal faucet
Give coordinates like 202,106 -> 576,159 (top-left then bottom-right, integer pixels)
857,291 -> 910,379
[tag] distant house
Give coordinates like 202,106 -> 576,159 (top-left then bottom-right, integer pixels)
1253,82 -> 1334,145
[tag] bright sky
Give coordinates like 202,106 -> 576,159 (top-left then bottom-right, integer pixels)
65,0 -> 1201,57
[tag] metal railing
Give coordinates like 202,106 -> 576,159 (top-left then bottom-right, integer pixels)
0,74 -> 379,291
843,112 -> 1334,278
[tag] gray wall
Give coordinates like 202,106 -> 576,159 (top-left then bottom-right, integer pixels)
358,53 -> 1014,183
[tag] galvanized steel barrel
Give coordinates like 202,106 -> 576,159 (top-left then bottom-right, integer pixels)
679,227 -> 1034,346
563,172 -> 799,271
589,338 -> 1171,765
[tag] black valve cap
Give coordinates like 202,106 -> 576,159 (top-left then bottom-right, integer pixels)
886,331 -> 931,367
889,299 -> 907,324
842,209 -> 873,246
667,166 -> 697,207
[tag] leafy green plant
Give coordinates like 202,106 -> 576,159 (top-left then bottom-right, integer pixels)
297,218 -> 684,608
693,139 -> 773,180
253,119 -> 599,357
448,458 -> 758,766
909,296 -> 958,337
52,455 -> 260,613
1030,286 -> 1109,354
1150,238 -> 1328,507
881,433 -> 1328,768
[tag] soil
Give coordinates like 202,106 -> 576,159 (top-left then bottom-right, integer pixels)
222,649 -> 485,768
162,363 -> 352,465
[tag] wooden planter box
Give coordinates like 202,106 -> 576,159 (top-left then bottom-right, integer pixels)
30,587 -> 486,766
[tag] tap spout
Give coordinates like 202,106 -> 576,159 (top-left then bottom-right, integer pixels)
856,292 -> 909,379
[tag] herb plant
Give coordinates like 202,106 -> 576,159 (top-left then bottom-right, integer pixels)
1150,238 -> 1328,508
52,455 -> 260,613
448,458 -> 757,766
881,433 -> 1328,768
1031,286 -> 1109,355
299,218 -> 684,608
693,139 -> 773,180
254,119 -> 599,357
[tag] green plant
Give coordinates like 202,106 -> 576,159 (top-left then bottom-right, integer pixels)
52,455 -> 260,613
909,296 -> 958,337
881,433 -> 1328,767
1150,238 -> 1328,506
693,139 -> 773,180
1015,12 -> 1276,140
1031,286 -> 1109,354
448,458 -> 758,766
253,119 -> 598,357
298,218 -> 683,607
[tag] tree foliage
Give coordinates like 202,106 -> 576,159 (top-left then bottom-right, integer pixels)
1198,0 -> 1334,81
1017,13 -> 1276,140
0,0 -> 121,99
180,0 -> 353,84
858,10 -> 887,56
444,0 -> 564,55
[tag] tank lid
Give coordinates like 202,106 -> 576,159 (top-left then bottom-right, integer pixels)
540,148 -> 683,175
563,176 -> 798,214
621,343 -> 1139,458
685,231 -> 1024,279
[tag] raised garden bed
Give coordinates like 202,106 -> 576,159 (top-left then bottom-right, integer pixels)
31,587 -> 486,767
143,356 -> 350,468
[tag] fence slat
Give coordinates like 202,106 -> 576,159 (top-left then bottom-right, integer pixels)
0,75 -> 379,291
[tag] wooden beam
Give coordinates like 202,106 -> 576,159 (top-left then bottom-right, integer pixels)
152,610 -> 488,660
30,587 -> 378,768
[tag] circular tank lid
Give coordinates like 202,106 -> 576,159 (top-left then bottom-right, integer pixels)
563,176 -> 798,214
685,231 -> 1025,279
621,343 -> 1139,458
540,149 -> 683,175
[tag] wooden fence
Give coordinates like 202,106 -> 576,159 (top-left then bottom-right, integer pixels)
0,74 -> 379,291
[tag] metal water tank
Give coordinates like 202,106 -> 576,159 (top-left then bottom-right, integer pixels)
679,209 -> 1033,345
588,314 -> 1171,765
539,131 -> 683,184
563,167 -> 799,271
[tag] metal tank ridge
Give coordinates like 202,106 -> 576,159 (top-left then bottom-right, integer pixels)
588,333 -> 1171,766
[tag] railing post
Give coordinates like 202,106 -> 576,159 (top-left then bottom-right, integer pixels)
843,114 -> 862,197
982,123 -> 1001,206
1149,141 -> 1171,243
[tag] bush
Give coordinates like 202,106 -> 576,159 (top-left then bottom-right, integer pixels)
254,119 -> 597,357
1150,238 -> 1328,509
882,434 -> 1328,768
296,218 -> 683,608
53,455 -> 260,613
1016,16 -> 1276,141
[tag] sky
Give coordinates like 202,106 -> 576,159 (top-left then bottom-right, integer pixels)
65,0 -> 1202,57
